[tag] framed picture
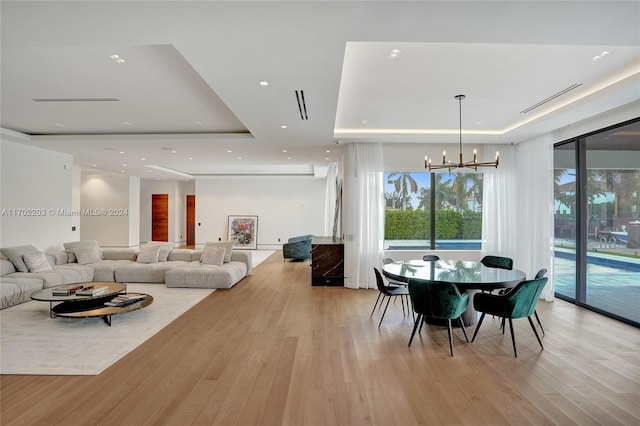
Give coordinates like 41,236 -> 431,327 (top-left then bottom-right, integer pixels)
227,215 -> 258,249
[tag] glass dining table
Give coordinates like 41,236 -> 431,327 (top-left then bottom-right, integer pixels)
382,259 -> 526,325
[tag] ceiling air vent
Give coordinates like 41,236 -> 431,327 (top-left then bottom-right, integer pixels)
295,90 -> 308,120
32,98 -> 120,102
520,84 -> 582,114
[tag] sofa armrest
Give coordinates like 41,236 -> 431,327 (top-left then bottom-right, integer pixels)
231,250 -> 252,275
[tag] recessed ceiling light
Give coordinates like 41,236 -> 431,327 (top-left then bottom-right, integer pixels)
171,150 -> 177,154
110,54 -> 125,64
141,157 -> 146,161
259,81 -> 269,86
194,120 -> 203,125
287,157 -> 292,160
237,157 -> 242,160
281,125 -> 287,129
227,150 -> 232,153
325,157 -> 330,160
362,120 -> 368,125
325,150 -> 331,153
119,151 -> 124,154
123,121 -> 132,126
55,123 -> 65,127
282,150 -> 288,153
120,170 -> 125,173
389,49 -> 401,59
188,157 -> 193,160
148,170 -> 153,173
92,164 -> 97,167
122,164 -> 127,167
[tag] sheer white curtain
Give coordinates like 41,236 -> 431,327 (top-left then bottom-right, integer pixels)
482,144 -> 518,256
343,143 -> 384,289
324,162 -> 338,237
514,136 -> 555,300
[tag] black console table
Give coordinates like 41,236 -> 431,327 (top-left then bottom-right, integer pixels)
311,237 -> 344,286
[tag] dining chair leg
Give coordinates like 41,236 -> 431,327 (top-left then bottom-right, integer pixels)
508,318 -> 518,357
419,315 -> 425,333
446,319 -> 454,356
379,296 -> 393,328
534,310 -> 545,336
528,316 -> 544,350
500,317 -> 506,334
471,312 -> 486,342
458,317 -> 469,342
400,295 -> 406,317
370,293 -> 383,318
408,314 -> 422,346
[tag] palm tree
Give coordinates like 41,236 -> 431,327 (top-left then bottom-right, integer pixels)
387,172 -> 418,210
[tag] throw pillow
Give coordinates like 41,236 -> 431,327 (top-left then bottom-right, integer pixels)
74,247 -> 102,265
1,245 -> 40,273
204,241 -> 234,263
145,241 -> 174,262
64,240 -> 103,263
200,247 -> 226,266
22,252 -> 53,273
137,244 -> 161,263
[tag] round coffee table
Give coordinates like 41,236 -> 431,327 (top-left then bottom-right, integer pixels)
31,282 -> 153,326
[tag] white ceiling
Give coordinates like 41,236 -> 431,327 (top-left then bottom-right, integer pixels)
1,1 -> 639,180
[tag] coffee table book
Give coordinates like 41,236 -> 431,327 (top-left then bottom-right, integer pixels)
75,285 -> 109,296
51,284 -> 84,296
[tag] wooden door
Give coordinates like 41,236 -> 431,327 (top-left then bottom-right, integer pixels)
186,195 -> 195,246
151,194 -> 169,242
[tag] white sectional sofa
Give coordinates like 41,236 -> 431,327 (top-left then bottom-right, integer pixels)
0,241 -> 252,309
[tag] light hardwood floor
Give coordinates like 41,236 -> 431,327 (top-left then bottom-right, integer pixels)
2,252 -> 639,425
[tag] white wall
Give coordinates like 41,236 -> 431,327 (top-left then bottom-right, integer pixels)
195,177 -> 326,248
139,179 -> 195,245
80,171 -> 140,247
0,139 -> 75,250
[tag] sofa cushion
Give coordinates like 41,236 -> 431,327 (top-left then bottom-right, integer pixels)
46,250 -> 69,265
64,241 -> 103,263
75,247 -> 102,265
1,259 -> 18,276
137,245 -> 161,263
114,261 -> 188,283
144,241 -> 174,262
201,247 -> 225,266
0,277 -> 44,309
90,259 -> 135,282
23,252 -> 53,273
101,248 -> 138,261
5,264 -> 94,288
167,249 -> 194,262
165,261 -> 248,289
204,241 -> 234,263
1,245 -> 40,273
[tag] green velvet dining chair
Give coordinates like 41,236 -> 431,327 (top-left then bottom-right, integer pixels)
471,276 -> 548,357
480,255 -> 513,270
407,278 -> 469,356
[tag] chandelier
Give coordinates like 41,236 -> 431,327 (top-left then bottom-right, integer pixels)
425,94 -> 499,171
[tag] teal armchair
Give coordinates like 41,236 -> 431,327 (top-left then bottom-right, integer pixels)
407,278 -> 470,356
282,234 -> 313,262
471,277 -> 548,357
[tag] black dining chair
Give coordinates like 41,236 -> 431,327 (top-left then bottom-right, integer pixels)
422,255 -> 440,261
471,277 -> 548,357
372,267 -> 412,328
407,278 -> 469,356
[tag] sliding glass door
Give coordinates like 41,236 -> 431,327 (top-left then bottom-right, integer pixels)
554,119 -> 640,326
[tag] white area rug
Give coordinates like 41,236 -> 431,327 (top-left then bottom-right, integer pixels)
0,250 -> 275,376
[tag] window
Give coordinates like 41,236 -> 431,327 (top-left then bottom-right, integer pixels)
554,118 -> 640,327
384,171 -> 483,250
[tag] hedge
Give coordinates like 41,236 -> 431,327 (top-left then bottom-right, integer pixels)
384,209 -> 482,240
